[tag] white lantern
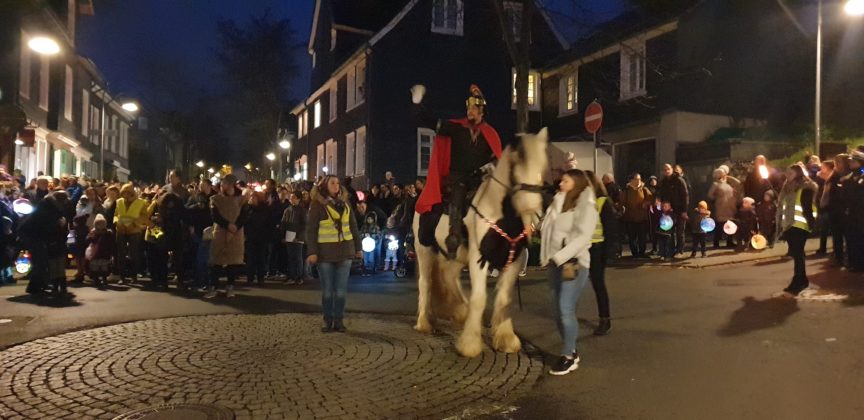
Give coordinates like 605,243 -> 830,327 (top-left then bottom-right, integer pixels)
387,235 -> 399,251
361,236 -> 376,253
723,220 -> 738,235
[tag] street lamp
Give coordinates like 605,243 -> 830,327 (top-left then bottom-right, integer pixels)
815,0 -> 863,157
207,167 -> 215,174
265,152 -> 276,161
121,102 -> 139,112
27,36 -> 60,55
195,160 -> 205,168
279,140 -> 291,149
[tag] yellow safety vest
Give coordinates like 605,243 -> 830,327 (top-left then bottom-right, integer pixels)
792,189 -> 817,232
318,204 -> 354,243
592,197 -> 607,244
115,198 -> 146,227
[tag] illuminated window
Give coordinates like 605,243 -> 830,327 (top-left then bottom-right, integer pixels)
558,70 -> 578,116
313,100 -> 321,129
511,69 -> 540,111
431,0 -> 463,36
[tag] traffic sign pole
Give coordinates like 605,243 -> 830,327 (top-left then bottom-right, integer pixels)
584,101 -> 604,176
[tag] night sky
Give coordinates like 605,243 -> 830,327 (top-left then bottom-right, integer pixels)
75,0 -> 627,110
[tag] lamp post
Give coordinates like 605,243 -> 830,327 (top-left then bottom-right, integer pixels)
278,138 -> 291,183
815,0 -> 864,158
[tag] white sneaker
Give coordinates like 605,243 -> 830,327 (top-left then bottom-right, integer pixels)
204,287 -> 217,299
226,285 -> 235,298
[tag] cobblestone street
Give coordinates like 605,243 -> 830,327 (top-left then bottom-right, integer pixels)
0,313 -> 540,419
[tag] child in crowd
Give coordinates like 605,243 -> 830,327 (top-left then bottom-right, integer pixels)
86,214 -> 116,289
756,190 -> 777,248
360,214 -> 381,276
655,201 -> 675,261
690,201 -> 710,258
383,216 -> 400,271
736,197 -> 757,250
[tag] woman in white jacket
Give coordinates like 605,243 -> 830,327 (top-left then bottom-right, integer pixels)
540,169 -> 598,376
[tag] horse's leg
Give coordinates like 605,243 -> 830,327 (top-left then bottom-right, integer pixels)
491,257 -> 523,354
414,244 -> 436,334
456,245 -> 487,358
441,260 -> 468,325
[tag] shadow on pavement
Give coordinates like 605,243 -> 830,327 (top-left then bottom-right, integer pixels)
716,296 -> 799,337
7,293 -> 83,308
200,292 -> 321,314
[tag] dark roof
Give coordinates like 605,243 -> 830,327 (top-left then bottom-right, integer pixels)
331,0 -> 408,32
544,1 -> 699,70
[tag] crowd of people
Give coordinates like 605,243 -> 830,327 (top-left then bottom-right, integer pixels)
0,168 -> 425,310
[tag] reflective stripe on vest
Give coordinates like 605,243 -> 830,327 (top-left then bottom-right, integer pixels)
318,204 -> 354,243
592,197 -> 607,244
792,189 -> 816,232
116,198 -> 145,226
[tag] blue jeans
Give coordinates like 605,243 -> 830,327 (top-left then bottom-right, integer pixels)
547,263 -> 590,356
363,251 -> 376,272
192,236 -> 210,288
318,260 -> 352,322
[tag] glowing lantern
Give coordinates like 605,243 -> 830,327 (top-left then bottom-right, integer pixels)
387,235 -> 399,251
759,165 -> 769,180
357,191 -> 366,202
724,220 -> 738,235
700,217 -> 716,233
12,198 -> 34,215
751,234 -> 768,250
659,215 -> 673,231
361,236 -> 376,253
15,251 -> 31,274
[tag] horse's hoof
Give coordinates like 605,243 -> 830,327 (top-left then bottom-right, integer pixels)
456,335 -> 483,358
493,331 -> 522,354
414,321 -> 433,334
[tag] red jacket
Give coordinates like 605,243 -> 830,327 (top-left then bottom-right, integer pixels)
415,119 -> 502,214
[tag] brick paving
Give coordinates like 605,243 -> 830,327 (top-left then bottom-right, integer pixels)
0,313 -> 542,419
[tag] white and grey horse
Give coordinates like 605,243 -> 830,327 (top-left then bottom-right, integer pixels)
412,128 -> 548,357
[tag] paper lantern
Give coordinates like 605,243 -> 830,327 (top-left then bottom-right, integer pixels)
723,220 -> 738,235
12,198 -> 33,215
356,191 -> 366,202
14,251 -> 31,274
751,234 -> 767,250
700,217 -> 716,233
387,235 -> 399,251
361,236 -> 376,253
659,215 -> 673,231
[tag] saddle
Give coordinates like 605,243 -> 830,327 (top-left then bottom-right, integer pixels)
416,186 -> 477,249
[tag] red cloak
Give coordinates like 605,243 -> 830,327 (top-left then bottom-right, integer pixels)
415,119 -> 503,214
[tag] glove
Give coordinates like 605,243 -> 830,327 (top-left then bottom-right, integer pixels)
411,85 -> 426,104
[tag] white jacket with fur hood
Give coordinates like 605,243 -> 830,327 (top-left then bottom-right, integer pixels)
539,187 -> 598,269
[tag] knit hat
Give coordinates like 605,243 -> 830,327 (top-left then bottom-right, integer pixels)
94,214 -> 107,229
697,200 -> 708,211
742,197 -> 755,206
718,165 -> 730,175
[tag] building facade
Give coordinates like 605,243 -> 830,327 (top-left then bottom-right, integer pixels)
292,0 -> 565,188
0,0 -> 131,182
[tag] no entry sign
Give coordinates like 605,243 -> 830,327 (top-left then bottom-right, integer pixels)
584,101 -> 603,134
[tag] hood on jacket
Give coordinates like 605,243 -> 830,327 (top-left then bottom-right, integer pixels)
310,185 -> 350,205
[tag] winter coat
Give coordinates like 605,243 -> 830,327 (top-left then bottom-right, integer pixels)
245,202 -> 272,243
707,180 -> 737,221
185,191 -> 214,237
18,193 -> 68,258
690,209 -> 711,234
540,188 -> 598,269
209,192 -> 250,266
280,203 -> 307,243
621,182 -> 653,223
736,207 -> 757,235
306,187 -> 361,263
657,174 -> 689,214
756,202 -> 777,234
86,228 -> 116,260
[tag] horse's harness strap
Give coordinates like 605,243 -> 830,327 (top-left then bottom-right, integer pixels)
470,203 -> 535,271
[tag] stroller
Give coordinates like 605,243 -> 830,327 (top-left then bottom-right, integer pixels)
394,231 -> 416,278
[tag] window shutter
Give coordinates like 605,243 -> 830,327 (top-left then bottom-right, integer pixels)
346,132 -> 355,176
558,77 -> 567,116
347,67 -> 356,109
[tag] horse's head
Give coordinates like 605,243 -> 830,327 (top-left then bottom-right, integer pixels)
508,127 -> 549,232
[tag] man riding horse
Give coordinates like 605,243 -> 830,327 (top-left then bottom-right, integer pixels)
412,84 -> 503,259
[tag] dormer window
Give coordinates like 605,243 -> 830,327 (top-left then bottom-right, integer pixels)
431,0 -> 463,36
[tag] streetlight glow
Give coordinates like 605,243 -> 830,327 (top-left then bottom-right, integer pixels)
244,163 -> 253,171
266,152 -> 276,161
279,140 -> 291,149
322,166 -> 329,173
14,138 -> 24,146
207,167 -> 215,174
196,160 -> 205,168
846,0 -> 864,16
121,102 -> 139,112
28,37 -> 60,55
